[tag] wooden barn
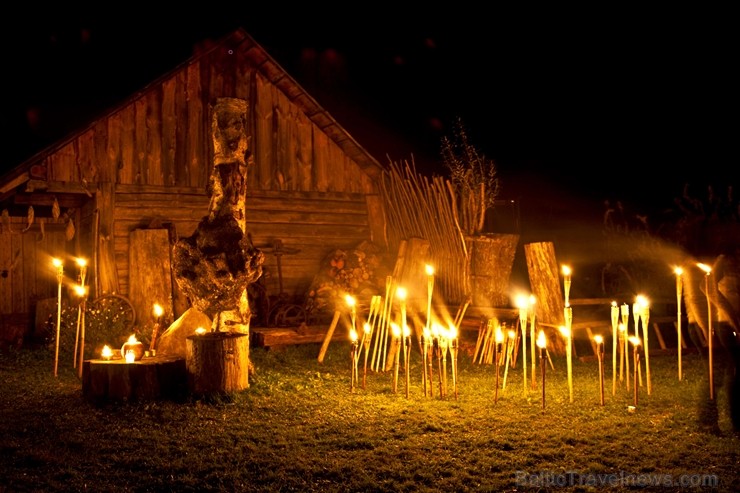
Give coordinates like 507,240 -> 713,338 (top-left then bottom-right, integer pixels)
0,28 -> 389,348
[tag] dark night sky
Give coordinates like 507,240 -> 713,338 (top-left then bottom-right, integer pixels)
1,7 -> 735,224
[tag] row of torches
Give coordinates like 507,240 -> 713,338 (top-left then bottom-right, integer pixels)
343,261 -> 718,409
51,255 -> 166,375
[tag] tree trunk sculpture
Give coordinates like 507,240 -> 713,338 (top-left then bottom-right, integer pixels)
172,97 -> 264,346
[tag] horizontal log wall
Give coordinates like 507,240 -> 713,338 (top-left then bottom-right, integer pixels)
112,186 -> 371,304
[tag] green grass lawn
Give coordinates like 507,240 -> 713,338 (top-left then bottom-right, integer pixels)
1,339 -> 738,492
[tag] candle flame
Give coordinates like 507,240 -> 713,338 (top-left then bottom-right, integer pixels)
350,328 -> 358,342
127,334 -> 138,344
344,294 -> 356,307
629,336 -> 641,346
536,330 -> 547,348
153,303 -> 164,317
448,325 -> 458,340
363,322 -> 371,334
125,350 -> 136,363
425,264 -> 435,276
101,345 -> 113,359
697,262 -> 712,274
74,284 -> 87,297
495,326 -> 504,344
674,266 -> 683,276
403,325 -> 411,338
194,327 -> 207,335
558,326 -> 570,338
594,335 -> 604,345
618,323 -> 626,333
562,265 -> 572,277
507,330 -> 516,339
423,326 -> 432,339
75,257 -> 87,267
52,257 -> 63,268
611,300 -> 617,307
396,287 -> 407,301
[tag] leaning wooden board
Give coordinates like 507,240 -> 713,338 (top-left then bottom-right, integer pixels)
82,355 -> 187,403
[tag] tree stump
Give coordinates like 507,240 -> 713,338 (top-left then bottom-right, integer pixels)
186,332 -> 249,395
81,356 -> 187,403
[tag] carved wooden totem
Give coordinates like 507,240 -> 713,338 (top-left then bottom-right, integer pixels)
172,97 -> 264,335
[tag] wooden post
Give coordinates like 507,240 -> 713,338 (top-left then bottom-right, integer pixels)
524,242 -> 566,355
186,332 -> 250,395
317,310 -> 342,363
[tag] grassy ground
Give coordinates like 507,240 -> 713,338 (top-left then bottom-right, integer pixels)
1,338 -> 738,492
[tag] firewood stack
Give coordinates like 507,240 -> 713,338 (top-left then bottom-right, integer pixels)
305,241 -> 390,320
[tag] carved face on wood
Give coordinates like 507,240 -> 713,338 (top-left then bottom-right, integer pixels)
213,98 -> 248,166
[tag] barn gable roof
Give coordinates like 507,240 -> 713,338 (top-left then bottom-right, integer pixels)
0,27 -> 384,198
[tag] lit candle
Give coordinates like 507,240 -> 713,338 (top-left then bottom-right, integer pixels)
425,264 -> 435,333
391,322 -> 401,394
516,294 -> 529,392
150,303 -> 164,352
562,265 -> 572,306
611,301 -> 618,396
537,330 -> 547,411
423,326 -> 432,397
362,322 -> 371,390
529,294 -> 537,390
350,327 -> 359,393
403,323 -> 411,399
52,257 -> 64,377
74,283 -> 88,379
559,325 -> 573,402
502,329 -> 516,390
101,345 -> 113,361
564,302 -> 574,403
629,336 -> 641,406
637,295 -> 652,395
620,304 -> 630,387
594,335 -> 605,406
449,325 -> 459,400
674,266 -> 684,381
195,327 -> 207,336
618,323 -> 626,386
697,262 -> 714,400
494,325 -> 504,403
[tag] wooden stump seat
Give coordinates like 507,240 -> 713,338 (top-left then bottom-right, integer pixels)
82,355 -> 187,403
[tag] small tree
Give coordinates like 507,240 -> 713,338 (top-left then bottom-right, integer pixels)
440,118 -> 500,235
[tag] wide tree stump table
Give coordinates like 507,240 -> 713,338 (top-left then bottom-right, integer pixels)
82,355 -> 187,403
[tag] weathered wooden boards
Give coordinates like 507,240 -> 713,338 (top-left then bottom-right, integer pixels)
466,233 -> 519,308
82,356 -> 187,403
186,332 -> 249,395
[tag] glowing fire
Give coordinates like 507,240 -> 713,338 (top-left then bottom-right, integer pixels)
101,345 -> 113,360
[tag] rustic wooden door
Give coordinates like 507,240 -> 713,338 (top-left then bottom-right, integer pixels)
128,229 -> 174,342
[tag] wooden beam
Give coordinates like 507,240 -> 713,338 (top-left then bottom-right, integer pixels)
0,172 -> 30,194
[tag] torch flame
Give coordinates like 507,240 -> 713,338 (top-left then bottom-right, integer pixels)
537,330 -> 547,348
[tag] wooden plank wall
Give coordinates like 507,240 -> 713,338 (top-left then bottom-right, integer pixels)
7,33 -> 384,321
112,186 -> 370,305
0,217 -> 69,315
